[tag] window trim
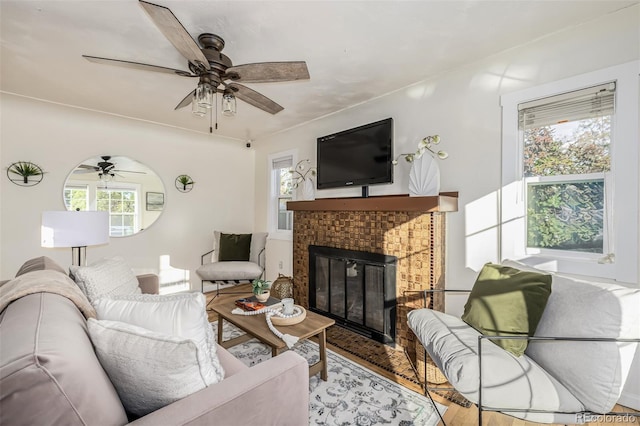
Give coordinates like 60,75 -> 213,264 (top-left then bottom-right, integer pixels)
500,61 -> 638,283
267,149 -> 298,241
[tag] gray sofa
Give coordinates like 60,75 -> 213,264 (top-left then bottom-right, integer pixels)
0,257 -> 309,425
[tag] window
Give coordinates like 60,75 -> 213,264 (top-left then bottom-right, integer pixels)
268,150 -> 296,239
97,188 -> 138,237
64,185 -> 89,211
501,61 -> 638,282
520,83 -> 614,256
63,180 -> 141,237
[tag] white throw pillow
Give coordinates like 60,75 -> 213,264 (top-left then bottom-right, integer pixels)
92,292 -> 224,383
87,319 -> 218,417
70,256 -> 141,303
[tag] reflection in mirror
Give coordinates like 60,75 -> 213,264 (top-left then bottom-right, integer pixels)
64,155 -> 165,237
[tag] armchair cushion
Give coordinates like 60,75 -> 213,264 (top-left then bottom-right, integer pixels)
461,263 -> 552,356
503,260 -> 640,413
197,261 -> 263,282
408,308 -> 584,421
218,233 -> 252,261
249,232 -> 268,264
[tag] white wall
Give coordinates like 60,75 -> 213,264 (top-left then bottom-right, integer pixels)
0,94 -> 256,287
253,6 -> 640,408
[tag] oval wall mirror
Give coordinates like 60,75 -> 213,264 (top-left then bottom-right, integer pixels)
63,155 -> 165,237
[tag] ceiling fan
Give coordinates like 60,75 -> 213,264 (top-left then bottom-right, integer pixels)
74,156 -> 145,178
82,0 -> 310,116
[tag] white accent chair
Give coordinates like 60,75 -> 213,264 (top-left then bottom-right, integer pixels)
196,231 -> 267,297
408,260 -> 640,425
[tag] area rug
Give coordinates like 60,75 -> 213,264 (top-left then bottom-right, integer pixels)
212,321 -> 447,426
326,325 -> 472,409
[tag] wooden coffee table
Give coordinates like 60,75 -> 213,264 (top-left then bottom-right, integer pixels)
209,287 -> 335,380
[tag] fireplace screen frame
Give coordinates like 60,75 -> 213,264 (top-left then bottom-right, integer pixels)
309,245 -> 397,345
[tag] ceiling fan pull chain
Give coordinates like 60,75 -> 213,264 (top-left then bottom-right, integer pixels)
214,91 -> 219,132
209,101 -> 214,134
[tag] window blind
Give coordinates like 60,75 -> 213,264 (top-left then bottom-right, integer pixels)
272,156 -> 293,170
519,82 -> 615,129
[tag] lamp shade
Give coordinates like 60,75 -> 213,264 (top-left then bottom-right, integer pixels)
41,211 -> 109,248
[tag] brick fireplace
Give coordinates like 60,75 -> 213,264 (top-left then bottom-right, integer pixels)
287,193 -> 458,357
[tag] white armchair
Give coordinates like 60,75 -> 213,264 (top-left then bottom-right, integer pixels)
196,231 -> 267,297
407,260 -> 640,425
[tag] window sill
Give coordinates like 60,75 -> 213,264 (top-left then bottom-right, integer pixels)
268,231 -> 293,242
511,254 -> 617,282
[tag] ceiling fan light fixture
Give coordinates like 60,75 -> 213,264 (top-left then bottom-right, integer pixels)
192,95 -> 207,117
83,1 -> 310,122
98,172 -> 115,188
222,92 -> 237,117
195,82 -> 213,108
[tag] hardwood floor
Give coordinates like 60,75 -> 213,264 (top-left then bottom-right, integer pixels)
439,402 -> 637,426
328,342 -> 639,426
205,291 -> 637,426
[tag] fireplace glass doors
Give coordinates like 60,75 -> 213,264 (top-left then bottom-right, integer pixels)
309,245 -> 397,345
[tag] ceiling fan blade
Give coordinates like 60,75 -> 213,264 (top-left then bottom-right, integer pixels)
73,168 -> 98,174
83,55 -> 194,77
226,62 -> 309,83
228,83 -> 284,114
74,164 -> 99,173
113,169 -> 146,174
175,89 -> 196,110
139,0 -> 210,71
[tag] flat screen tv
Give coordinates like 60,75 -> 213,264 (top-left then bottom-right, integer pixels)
316,118 -> 393,193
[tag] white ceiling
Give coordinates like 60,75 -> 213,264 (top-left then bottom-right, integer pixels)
1,1 -> 635,142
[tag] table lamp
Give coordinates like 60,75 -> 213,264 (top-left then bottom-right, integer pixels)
41,211 -> 109,266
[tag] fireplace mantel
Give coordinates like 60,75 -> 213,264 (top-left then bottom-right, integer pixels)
287,192 -> 458,213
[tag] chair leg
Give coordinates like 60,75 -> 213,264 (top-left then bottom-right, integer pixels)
203,282 -> 222,312
425,386 -> 447,426
421,347 -> 447,426
204,281 -> 253,311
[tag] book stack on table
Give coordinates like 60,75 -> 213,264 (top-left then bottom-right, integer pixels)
235,296 -> 281,311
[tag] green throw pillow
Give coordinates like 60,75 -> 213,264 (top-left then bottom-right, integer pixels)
218,233 -> 252,262
461,263 -> 552,357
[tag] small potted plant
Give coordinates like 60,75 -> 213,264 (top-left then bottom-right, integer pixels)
392,135 -> 448,165
175,174 -> 195,192
252,279 -> 271,303
7,161 -> 44,185
290,159 -> 317,200
392,135 -> 448,196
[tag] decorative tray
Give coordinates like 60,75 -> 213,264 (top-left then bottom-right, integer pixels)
271,305 -> 306,326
